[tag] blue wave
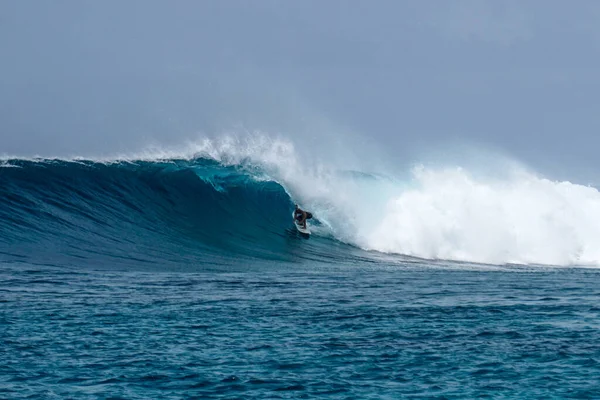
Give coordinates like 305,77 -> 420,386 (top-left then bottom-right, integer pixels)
0,158 -> 377,270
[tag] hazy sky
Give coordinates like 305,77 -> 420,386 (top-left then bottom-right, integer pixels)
1,1 -> 600,180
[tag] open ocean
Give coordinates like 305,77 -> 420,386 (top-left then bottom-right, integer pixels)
2,155 -> 600,399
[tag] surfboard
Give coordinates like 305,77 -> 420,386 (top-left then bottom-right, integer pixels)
292,211 -> 311,235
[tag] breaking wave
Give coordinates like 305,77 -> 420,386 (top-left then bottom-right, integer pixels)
2,135 -> 600,268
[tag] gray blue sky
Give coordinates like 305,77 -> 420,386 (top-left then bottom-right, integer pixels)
1,1 -> 600,181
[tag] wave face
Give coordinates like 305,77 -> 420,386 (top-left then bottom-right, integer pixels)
2,136 -> 600,268
0,158 -> 338,270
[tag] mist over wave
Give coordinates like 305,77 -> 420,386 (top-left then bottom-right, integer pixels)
2,134 -> 599,268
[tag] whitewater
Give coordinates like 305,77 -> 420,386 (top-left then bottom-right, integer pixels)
2,134 -> 600,268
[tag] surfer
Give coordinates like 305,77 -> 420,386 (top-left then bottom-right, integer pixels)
294,204 -> 312,229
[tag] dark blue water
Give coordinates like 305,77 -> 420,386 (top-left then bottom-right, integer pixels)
2,159 -> 600,398
3,263 -> 600,399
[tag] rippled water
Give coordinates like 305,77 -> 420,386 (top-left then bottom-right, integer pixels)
2,262 -> 600,399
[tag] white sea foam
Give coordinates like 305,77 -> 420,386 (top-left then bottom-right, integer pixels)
361,166 -> 600,266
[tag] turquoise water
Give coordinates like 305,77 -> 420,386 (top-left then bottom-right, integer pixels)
3,263 -> 599,399
2,158 -> 600,398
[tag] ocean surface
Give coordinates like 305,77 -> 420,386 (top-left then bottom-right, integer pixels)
2,154 -> 600,398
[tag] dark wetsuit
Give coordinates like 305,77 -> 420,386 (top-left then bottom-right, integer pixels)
294,209 -> 312,227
